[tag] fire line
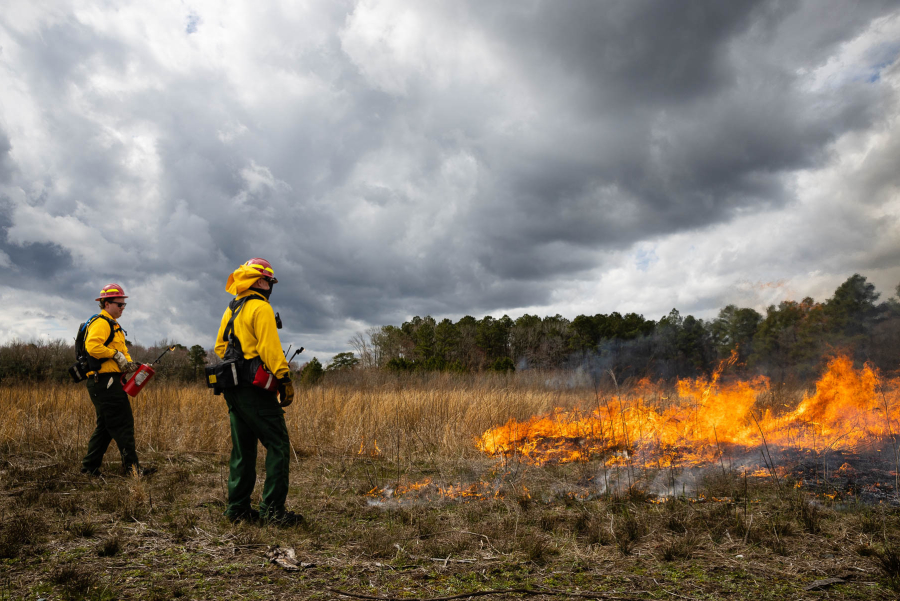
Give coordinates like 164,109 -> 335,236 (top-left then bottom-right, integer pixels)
476,355 -> 899,469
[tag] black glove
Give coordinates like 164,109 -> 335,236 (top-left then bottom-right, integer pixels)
278,375 -> 294,408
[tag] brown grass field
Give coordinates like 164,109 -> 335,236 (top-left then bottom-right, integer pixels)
2,372 -> 900,600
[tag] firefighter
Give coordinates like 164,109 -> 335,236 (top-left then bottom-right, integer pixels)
81,283 -> 154,477
214,258 -> 299,525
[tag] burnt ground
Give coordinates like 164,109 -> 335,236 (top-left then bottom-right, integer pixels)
2,448 -> 900,600
777,447 -> 900,506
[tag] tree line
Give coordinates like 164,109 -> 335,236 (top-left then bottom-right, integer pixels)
0,340 -> 210,384
0,274 -> 896,385
349,274 -> 900,383
0,337 -> 338,386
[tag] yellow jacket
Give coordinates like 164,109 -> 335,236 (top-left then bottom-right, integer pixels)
85,309 -> 131,373
214,265 -> 289,378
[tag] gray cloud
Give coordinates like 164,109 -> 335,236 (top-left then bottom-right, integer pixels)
456,0 -> 892,246
0,0 -> 898,356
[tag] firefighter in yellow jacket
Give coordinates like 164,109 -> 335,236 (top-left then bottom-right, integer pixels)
81,283 -> 152,476
214,258 -> 298,524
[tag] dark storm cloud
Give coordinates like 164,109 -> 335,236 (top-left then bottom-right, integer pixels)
485,0 -> 759,107
0,197 -> 80,306
328,0 -> 898,322
0,0 -> 898,354
451,0 -> 894,257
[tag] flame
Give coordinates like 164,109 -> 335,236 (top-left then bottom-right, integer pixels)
358,438 -> 381,457
477,354 -> 900,469
367,477 -> 499,502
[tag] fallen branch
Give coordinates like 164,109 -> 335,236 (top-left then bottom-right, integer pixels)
392,543 -> 498,566
327,586 -> 648,600
429,556 -> 476,564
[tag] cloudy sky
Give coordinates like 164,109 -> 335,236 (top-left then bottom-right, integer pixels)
1,0 -> 899,360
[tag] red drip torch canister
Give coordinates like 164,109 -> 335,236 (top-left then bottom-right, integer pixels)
122,364 -> 156,397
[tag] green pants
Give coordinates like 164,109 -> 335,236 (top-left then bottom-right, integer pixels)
82,373 -> 139,473
223,385 -> 291,518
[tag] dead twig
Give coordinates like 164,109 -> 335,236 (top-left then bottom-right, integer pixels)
652,578 -> 701,600
749,411 -> 782,492
742,514 -> 753,545
327,586 -> 648,600
431,555 -> 473,565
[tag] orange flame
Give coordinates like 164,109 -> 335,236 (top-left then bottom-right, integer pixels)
358,438 -> 381,457
366,477 -> 499,502
477,354 -> 900,468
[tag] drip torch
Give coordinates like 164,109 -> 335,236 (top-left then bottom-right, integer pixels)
121,346 -> 176,397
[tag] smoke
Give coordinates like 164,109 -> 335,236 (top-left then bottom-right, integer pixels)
561,333 -> 695,387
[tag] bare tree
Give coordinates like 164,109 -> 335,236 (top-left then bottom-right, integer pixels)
348,331 -> 374,369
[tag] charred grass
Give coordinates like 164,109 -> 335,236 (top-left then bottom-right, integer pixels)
0,380 -> 898,599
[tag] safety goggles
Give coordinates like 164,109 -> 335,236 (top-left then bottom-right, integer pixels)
110,302 -> 127,308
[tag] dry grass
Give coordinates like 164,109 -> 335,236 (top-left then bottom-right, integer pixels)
0,372 -> 572,459
0,374 -> 899,599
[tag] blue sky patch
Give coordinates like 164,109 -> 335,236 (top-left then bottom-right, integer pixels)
186,13 -> 200,35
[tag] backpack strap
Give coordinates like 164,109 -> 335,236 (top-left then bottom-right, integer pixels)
81,314 -> 126,375
222,297 -> 247,343
222,294 -> 264,360
96,315 -> 123,346
84,314 -> 123,347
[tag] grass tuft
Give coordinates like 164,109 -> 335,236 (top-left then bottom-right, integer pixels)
65,520 -> 97,538
97,534 -> 121,557
613,507 -> 643,556
0,510 -> 48,558
876,545 -> 900,591
52,564 -> 99,600
796,499 -> 824,534
521,531 -> 557,564
660,533 -> 700,561
858,509 -> 882,535
168,510 -> 200,541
